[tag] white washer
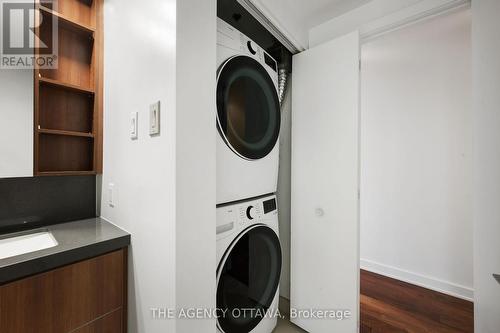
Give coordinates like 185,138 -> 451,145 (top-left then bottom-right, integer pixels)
217,18 -> 281,205
216,194 -> 281,333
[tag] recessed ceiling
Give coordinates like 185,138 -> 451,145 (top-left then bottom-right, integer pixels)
244,0 -> 372,50
295,0 -> 373,28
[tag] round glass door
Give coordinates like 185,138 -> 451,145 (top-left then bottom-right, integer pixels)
216,225 -> 282,333
216,56 -> 280,160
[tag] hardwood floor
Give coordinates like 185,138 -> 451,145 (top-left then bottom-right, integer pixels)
360,270 -> 474,333
276,270 -> 474,333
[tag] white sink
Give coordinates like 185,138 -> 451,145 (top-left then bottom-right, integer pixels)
0,231 -> 58,260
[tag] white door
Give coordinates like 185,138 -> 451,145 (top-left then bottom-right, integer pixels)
291,31 -> 360,333
473,0 -> 500,331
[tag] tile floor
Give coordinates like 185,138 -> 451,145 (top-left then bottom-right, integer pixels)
274,298 -> 306,332
273,318 -> 306,333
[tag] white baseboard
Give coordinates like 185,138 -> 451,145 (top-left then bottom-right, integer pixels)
360,259 -> 474,301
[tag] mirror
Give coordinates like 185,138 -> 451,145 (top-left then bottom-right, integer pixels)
0,68 -> 34,178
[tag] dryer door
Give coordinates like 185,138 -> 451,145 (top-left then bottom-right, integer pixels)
217,225 -> 282,333
217,56 -> 280,160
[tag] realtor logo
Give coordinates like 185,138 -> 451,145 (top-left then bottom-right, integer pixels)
0,0 -> 58,69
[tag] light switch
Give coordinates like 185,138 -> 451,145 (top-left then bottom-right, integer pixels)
150,101 -> 160,136
130,112 -> 138,139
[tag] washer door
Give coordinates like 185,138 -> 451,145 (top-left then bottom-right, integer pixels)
217,225 -> 282,333
217,56 -> 280,160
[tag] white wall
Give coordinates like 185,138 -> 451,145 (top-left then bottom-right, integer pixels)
102,0 -> 177,332
0,69 -> 33,178
360,9 -> 473,300
102,1 -> 216,331
277,78 -> 292,299
472,0 -> 500,331
175,0 -> 216,332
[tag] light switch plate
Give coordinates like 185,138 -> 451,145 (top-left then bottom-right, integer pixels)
150,101 -> 160,136
130,112 -> 138,139
108,183 -> 116,207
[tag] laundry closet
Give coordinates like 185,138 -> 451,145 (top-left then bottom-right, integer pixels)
216,1 -> 498,333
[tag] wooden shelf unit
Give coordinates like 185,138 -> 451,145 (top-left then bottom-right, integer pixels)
34,0 -> 103,176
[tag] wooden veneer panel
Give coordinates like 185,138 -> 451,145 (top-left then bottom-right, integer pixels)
39,84 -> 94,133
0,250 -> 125,333
38,134 -> 93,172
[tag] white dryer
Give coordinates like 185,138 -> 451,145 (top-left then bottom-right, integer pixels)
217,18 -> 281,205
216,194 -> 281,333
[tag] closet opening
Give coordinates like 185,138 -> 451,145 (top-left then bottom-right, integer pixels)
359,7 -> 473,332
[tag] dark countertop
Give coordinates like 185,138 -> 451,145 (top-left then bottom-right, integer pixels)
0,218 -> 130,285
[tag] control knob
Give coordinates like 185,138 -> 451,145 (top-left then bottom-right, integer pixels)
247,41 -> 257,55
246,205 -> 255,220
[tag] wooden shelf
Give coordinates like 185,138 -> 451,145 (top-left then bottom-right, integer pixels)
37,5 -> 95,37
36,171 -> 97,176
38,128 -> 94,138
39,77 -> 95,95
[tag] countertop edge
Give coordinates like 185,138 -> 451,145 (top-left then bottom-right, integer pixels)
0,234 -> 130,285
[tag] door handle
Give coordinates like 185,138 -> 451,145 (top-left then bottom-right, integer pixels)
494,274 -> 500,285
315,208 -> 325,217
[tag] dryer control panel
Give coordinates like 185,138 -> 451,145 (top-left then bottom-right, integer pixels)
217,18 -> 278,81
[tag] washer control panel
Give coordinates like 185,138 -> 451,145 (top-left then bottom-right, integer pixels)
216,195 -> 278,238
240,203 -> 262,221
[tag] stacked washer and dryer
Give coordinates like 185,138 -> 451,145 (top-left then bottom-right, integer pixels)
215,18 -> 282,333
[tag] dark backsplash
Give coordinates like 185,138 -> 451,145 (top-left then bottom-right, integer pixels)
0,176 -> 96,234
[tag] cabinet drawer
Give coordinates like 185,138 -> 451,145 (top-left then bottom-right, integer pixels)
0,249 -> 126,333
72,308 -> 123,333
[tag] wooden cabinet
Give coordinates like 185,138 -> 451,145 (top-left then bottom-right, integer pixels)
34,0 -> 104,176
0,249 -> 127,333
